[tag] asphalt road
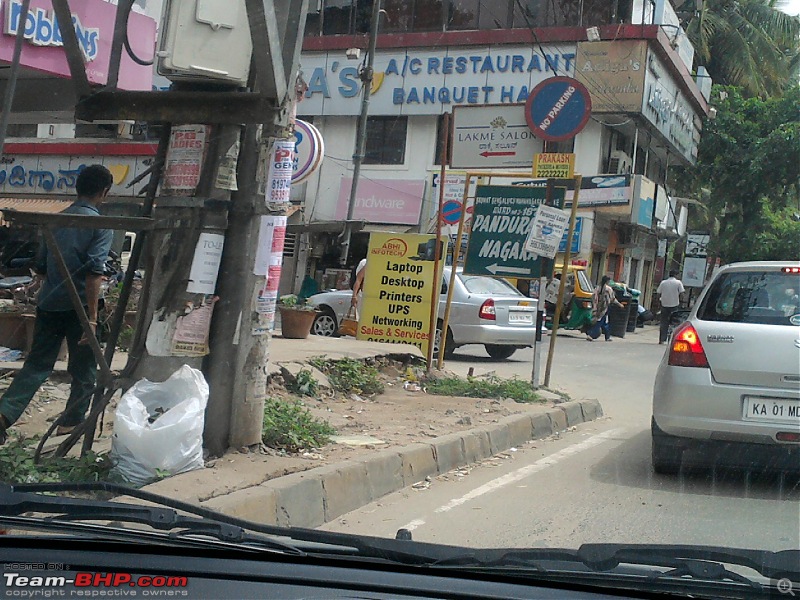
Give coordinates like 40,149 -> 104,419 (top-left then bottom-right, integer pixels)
323,325 -> 800,552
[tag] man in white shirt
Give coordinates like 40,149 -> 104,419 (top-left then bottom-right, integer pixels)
351,258 -> 367,308
657,270 -> 685,344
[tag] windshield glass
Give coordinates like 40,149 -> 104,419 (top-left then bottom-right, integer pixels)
575,269 -> 594,294
698,270 -> 800,325
458,275 -> 523,296
1,2 -> 799,598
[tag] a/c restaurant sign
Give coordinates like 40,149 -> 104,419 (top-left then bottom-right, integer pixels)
299,44 -> 577,116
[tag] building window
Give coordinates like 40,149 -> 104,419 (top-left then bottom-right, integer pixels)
543,138 -> 575,153
382,0 -> 414,32
447,0 -> 479,29
322,0 -> 355,35
364,116 -> 407,165
5,124 -> 37,137
414,0 -> 444,30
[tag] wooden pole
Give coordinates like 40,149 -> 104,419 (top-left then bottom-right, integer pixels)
543,174 -> 583,388
427,113 -> 449,371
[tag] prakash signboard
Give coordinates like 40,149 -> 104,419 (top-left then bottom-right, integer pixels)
533,153 -> 575,178
357,233 -> 443,357
575,41 -> 646,113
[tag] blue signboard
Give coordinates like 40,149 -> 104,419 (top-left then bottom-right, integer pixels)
558,217 -> 582,254
525,76 -> 592,142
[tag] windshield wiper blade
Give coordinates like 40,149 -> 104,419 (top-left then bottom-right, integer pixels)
576,544 -> 800,581
3,483 -> 447,565
0,484 -> 305,555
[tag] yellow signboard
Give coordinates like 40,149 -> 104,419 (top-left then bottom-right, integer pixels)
358,233 -> 444,356
533,153 -> 575,179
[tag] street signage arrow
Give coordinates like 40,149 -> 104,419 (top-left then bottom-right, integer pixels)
486,264 -> 530,275
480,151 -> 516,157
463,185 -> 566,280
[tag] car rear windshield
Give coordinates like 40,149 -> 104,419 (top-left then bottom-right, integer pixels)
697,270 -> 800,326
458,275 -> 522,296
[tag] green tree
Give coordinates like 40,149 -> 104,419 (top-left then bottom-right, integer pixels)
674,85 -> 800,262
685,0 -> 800,97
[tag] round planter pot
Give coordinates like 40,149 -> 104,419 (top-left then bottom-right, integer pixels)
278,307 -> 318,339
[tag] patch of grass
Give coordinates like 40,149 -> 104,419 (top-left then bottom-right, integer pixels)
262,398 -> 335,452
287,369 -> 320,397
426,376 -> 542,404
312,357 -> 384,396
0,435 -> 112,484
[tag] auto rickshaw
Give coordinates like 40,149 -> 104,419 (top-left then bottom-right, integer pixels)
545,265 -> 595,331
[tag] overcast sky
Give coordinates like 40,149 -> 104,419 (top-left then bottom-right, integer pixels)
781,0 -> 800,16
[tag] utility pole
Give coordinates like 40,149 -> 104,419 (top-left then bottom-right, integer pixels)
205,118 -> 285,454
340,0 -> 382,264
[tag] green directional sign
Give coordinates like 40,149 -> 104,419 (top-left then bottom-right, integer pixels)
464,184 -> 565,279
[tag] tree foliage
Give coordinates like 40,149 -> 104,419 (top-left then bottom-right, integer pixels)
674,85 -> 800,262
684,0 -> 800,97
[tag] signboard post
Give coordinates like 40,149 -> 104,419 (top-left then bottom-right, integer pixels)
463,185 -> 565,279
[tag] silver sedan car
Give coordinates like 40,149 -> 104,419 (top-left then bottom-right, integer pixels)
307,267 -> 537,359
652,261 -> 800,473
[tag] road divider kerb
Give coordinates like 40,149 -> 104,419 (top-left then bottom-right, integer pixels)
204,400 -> 604,528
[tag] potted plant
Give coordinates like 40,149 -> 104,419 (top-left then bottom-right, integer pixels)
277,294 -> 319,339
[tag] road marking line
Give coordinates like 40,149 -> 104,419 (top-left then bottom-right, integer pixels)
434,428 -> 625,514
401,518 -> 426,531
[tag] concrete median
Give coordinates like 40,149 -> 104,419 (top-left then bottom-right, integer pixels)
200,398 -> 605,529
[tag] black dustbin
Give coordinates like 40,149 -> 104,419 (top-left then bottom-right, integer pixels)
626,299 -> 639,333
608,288 -> 632,338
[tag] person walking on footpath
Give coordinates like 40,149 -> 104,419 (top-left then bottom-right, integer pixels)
351,258 -> 367,308
0,165 -> 114,445
587,275 -> 624,342
657,270 -> 685,344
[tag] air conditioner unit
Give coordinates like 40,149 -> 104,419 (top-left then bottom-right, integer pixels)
609,151 -> 632,174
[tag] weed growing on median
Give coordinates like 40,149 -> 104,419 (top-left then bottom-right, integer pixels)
310,357 -> 384,396
426,376 -> 542,404
262,398 -> 335,452
287,369 -> 320,397
0,435 -> 112,484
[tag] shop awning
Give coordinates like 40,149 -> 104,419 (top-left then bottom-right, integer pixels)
0,198 -> 72,226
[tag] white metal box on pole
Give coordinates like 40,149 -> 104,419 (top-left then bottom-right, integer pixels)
157,0 -> 253,85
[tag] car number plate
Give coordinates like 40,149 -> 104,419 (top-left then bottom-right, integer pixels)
509,312 -> 533,324
742,397 -> 800,425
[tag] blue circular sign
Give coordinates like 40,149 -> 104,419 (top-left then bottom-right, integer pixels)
441,200 -> 463,225
525,76 -> 592,142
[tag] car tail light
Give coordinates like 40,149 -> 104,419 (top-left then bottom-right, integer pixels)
479,299 -> 496,320
668,322 -> 709,368
777,432 -> 800,443
781,266 -> 800,274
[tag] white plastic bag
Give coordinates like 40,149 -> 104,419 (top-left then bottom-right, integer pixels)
110,365 -> 209,486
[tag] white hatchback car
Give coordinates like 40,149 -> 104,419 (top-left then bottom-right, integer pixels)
652,261 -> 800,473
